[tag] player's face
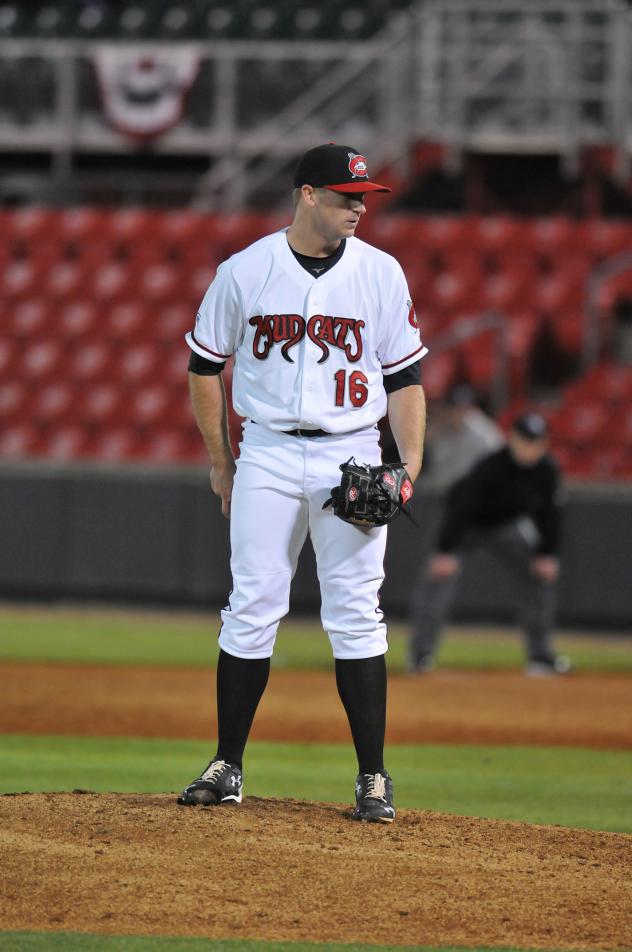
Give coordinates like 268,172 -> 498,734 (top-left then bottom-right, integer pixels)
508,432 -> 548,466
313,188 -> 367,242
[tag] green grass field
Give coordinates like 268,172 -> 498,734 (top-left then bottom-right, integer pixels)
0,936 -> 568,952
1,605 -> 631,672
1,604 -> 631,952
2,734 -> 631,831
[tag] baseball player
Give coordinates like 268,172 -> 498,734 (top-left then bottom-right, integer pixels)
409,413 -> 570,676
178,143 -> 427,822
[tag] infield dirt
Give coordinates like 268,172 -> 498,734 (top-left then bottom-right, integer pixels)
1,792 -> 631,951
2,663 -> 631,749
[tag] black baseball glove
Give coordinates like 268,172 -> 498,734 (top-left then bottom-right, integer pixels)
322,457 -> 415,528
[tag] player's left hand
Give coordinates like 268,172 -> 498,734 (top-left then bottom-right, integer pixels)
530,556 -> 560,583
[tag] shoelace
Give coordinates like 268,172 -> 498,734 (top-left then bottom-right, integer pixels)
200,760 -> 229,783
364,773 -> 387,802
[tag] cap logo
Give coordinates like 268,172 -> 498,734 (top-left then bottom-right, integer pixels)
348,153 -> 368,179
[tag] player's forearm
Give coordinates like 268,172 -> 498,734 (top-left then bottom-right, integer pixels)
188,372 -> 234,468
387,385 -> 426,483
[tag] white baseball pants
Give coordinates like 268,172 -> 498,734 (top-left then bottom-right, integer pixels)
219,420 -> 388,660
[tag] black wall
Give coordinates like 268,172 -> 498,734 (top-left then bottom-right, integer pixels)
1,461 -> 631,628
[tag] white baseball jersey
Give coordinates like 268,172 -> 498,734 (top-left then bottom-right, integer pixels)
186,229 -> 427,434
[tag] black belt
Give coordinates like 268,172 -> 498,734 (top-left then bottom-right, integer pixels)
285,427 -> 330,437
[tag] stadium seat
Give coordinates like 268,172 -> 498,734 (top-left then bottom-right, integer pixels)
139,263 -> 181,303
70,341 -> 116,382
552,401 -> 610,447
155,304 -> 193,344
8,299 -> 51,339
78,383 -> 124,427
579,362 -> 632,404
118,344 -> 163,385
144,430 -> 197,463
41,424 -> 91,460
585,220 -> 632,260
91,427 -> 143,462
58,301 -> 100,340
0,380 -> 27,424
21,340 -> 65,381
474,216 -> 523,255
31,381 -> 76,426
106,303 -> 149,343
418,350 -> 455,400
0,424 -> 39,458
127,385 -> 172,427
45,260 -> 88,300
2,260 -> 41,300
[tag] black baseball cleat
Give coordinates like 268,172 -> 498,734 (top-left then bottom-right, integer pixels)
177,759 -> 243,806
352,771 -> 395,823
525,653 -> 573,677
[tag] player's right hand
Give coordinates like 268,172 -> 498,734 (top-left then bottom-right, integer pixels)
210,462 -> 236,519
428,553 -> 460,579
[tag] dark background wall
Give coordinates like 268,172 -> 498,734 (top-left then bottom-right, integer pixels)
1,462 -> 631,628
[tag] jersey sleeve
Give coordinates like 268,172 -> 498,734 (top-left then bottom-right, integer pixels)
185,261 -> 243,364
377,261 -> 428,375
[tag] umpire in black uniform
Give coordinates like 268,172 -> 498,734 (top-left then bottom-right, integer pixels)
409,412 -> 571,675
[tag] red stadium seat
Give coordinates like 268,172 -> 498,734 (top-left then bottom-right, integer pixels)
106,302 -> 149,342
31,382 -> 76,426
552,401 -> 610,447
42,425 -> 91,460
189,264 -> 217,303
127,385 -> 172,426
419,350 -> 455,400
474,216 -> 523,255
585,220 -> 632,260
0,423 -> 40,458
21,340 -> 65,382
4,207 -> 59,248
7,299 -> 51,339
118,343 -> 163,384
70,341 -> 115,381
526,217 -> 583,256
58,301 -> 100,340
0,339 -> 19,376
91,261 -> 136,302
139,262 -> 181,302
155,304 -> 193,344
579,362 -> 632,404
78,383 -> 124,426
57,208 -> 107,245
2,259 -> 41,300
92,427 -> 142,461
0,380 -> 27,424
144,430 -> 197,463
45,260 -> 89,300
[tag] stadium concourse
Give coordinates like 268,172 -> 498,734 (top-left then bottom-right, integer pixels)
1,207 -> 632,479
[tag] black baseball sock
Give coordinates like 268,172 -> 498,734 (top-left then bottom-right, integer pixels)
214,648 -> 270,771
335,654 -> 387,776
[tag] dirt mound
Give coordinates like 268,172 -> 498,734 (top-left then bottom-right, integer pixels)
2,663 -> 631,749
1,792 -> 630,950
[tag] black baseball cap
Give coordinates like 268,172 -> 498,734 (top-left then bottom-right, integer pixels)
511,412 -> 549,440
293,143 -> 391,194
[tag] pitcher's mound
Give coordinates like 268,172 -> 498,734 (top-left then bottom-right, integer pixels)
1,792 -> 630,951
